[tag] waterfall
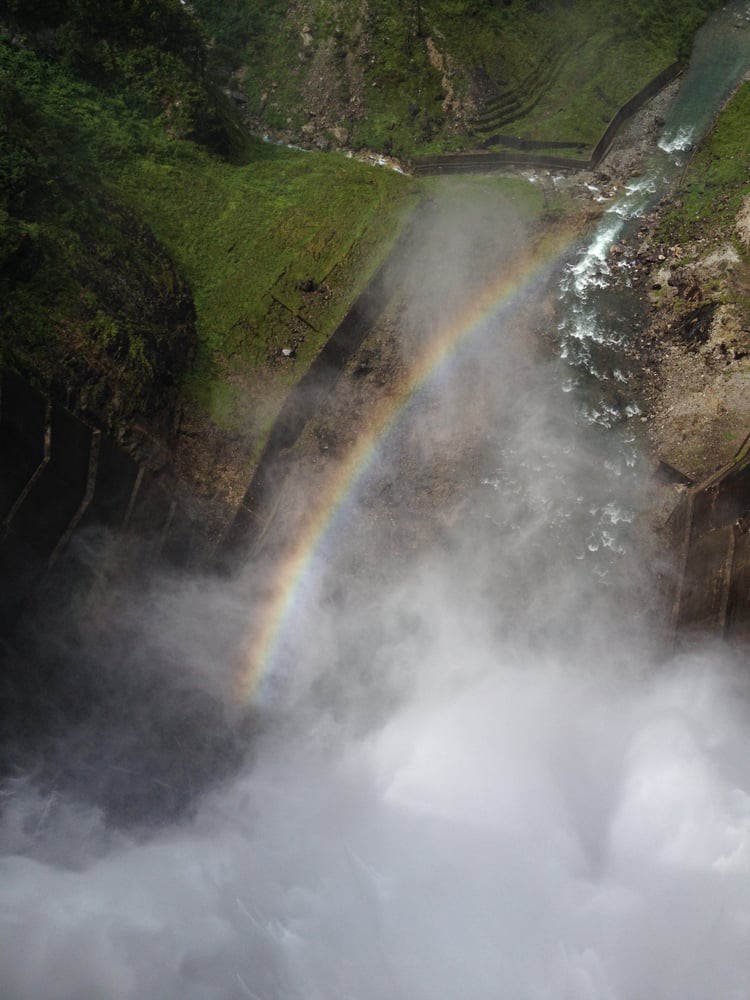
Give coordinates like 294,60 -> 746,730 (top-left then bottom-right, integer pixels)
1,5 -> 750,999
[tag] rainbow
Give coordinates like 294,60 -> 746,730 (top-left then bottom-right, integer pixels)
234,224 -> 577,704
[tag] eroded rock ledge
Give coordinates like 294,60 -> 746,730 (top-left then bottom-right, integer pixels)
625,213 -> 750,483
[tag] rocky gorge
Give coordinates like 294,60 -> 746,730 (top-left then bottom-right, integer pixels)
498,58 -> 750,527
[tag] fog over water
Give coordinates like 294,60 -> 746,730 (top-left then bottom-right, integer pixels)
3,6 -> 750,998
2,464 -> 750,1000
2,215 -> 750,999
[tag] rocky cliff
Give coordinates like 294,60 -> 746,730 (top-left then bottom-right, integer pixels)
623,79 -> 750,483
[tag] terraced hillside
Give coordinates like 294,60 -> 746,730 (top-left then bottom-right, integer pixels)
469,37 -> 575,146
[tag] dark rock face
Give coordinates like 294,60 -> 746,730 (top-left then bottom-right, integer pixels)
61,197 -> 198,446
671,301 -> 718,346
2,229 -> 44,284
0,581 -> 248,828
2,194 -> 199,466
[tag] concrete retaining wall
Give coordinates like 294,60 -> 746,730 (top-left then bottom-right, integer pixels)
670,435 -> 750,646
411,62 -> 682,177
411,150 -> 590,176
0,369 -> 201,632
479,136 -> 589,152
589,62 -> 682,168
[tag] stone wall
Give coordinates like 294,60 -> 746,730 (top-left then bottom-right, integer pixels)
670,434 -> 750,645
411,62 -> 683,177
0,369 -> 201,632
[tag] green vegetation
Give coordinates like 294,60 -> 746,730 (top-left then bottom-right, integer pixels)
123,151 -> 412,369
0,25 -> 418,444
0,0 -> 727,480
658,81 -> 750,253
191,0 -> 721,158
121,146 -> 418,432
420,172 -> 551,224
612,0 -> 722,57
3,0 -> 245,155
0,42 -> 199,426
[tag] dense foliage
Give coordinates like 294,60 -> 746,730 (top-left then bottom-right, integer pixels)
0,41 -> 198,428
659,80 -> 750,249
2,0 -> 242,154
189,0 -> 287,78
611,0 -> 722,55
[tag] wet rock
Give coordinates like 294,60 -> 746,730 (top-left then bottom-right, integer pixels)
675,302 -> 719,346
296,277 -> 320,293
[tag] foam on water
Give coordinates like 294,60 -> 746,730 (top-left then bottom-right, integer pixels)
658,125 -> 696,156
2,648 -> 750,1000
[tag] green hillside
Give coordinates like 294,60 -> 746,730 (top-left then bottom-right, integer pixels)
192,0 -> 721,157
0,4 -> 417,455
0,0 -> 727,511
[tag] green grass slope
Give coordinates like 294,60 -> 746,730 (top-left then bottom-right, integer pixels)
0,0 -> 726,512
121,145 -> 418,445
0,12 -> 418,460
659,81 -> 750,252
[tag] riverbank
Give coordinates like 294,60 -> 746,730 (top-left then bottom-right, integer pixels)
212,73 -> 699,566
618,76 -> 750,486
128,36 -> 750,560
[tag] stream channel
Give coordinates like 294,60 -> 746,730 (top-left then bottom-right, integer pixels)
1,5 -> 750,999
